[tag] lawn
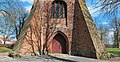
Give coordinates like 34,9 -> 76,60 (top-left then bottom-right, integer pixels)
0,47 -> 11,53
107,48 -> 120,56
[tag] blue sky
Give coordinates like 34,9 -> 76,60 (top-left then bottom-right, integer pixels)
19,0 -> 34,12
86,0 -> 114,43
86,0 -> 110,26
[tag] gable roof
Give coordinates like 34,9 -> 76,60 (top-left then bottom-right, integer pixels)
78,0 -> 106,58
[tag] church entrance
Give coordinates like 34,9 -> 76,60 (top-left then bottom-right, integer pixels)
51,33 -> 67,54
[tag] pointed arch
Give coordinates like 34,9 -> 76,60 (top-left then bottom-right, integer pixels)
47,31 -> 69,54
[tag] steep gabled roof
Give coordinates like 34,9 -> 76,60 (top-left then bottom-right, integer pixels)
78,0 -> 106,59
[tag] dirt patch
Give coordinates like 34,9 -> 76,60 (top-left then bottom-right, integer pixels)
0,53 -> 13,60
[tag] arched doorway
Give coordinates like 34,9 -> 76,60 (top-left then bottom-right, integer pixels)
51,33 -> 67,54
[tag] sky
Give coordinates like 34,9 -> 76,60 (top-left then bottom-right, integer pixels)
86,0 -> 110,27
20,0 -> 34,12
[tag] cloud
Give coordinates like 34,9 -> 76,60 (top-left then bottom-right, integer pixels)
109,30 -> 114,36
102,22 -> 108,25
108,30 -> 114,43
20,0 -> 34,4
19,0 -> 34,12
0,11 -> 6,18
109,28 -> 115,31
88,6 -> 101,17
25,5 -> 33,12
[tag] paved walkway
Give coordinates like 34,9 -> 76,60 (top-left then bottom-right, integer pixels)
0,53 -> 120,62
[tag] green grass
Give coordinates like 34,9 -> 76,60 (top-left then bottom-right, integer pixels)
0,47 -> 11,53
107,48 -> 120,55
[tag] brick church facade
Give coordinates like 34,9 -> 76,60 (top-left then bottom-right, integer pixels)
13,0 -> 108,59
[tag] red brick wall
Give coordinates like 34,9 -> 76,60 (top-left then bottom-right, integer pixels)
71,0 -> 96,58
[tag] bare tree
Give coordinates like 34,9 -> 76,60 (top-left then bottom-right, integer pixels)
110,17 -> 120,48
0,0 -> 28,43
93,0 -> 120,15
90,0 -> 120,48
97,23 -> 110,47
0,11 -> 14,44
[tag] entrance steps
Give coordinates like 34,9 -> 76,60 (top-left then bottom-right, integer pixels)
50,53 -> 69,58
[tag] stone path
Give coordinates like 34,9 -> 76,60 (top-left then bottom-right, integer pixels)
0,53 -> 120,62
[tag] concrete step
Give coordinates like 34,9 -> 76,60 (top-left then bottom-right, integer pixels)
50,53 -> 69,57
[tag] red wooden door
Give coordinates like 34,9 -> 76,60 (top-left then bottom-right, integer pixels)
52,39 -> 62,53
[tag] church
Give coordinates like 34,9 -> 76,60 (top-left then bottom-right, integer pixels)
13,0 -> 108,59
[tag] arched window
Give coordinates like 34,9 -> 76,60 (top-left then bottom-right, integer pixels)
51,1 -> 67,18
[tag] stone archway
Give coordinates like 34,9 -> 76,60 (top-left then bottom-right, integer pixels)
51,33 -> 67,53
49,32 -> 68,54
